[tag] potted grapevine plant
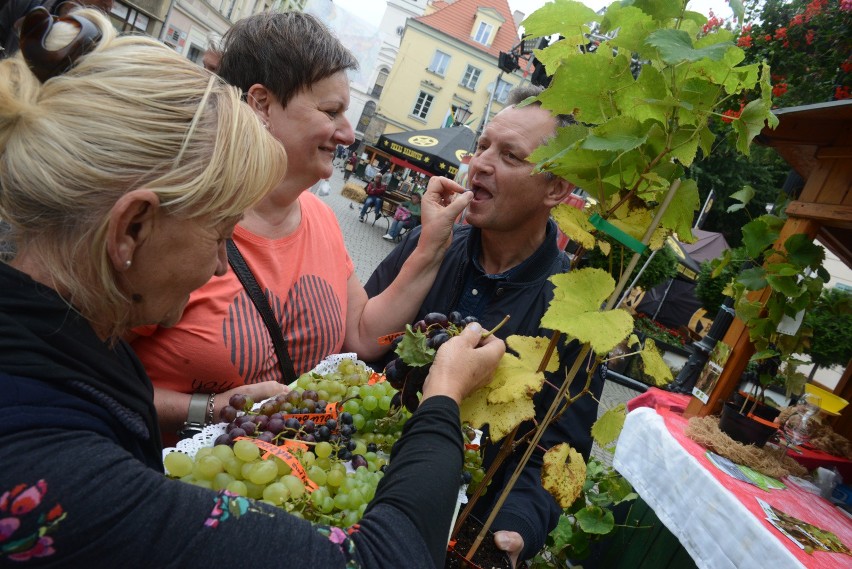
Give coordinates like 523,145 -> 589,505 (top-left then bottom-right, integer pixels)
440,0 -> 778,565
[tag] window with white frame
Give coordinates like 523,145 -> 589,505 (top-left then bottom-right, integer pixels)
494,78 -> 512,103
411,91 -> 434,119
460,65 -> 481,90
428,50 -> 451,76
473,22 -> 494,45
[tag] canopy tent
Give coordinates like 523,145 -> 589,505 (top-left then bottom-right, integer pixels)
683,229 -> 730,263
376,126 -> 475,178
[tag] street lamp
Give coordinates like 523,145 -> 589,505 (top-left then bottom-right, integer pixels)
453,105 -> 472,126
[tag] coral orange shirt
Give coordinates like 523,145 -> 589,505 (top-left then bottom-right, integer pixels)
132,193 -> 353,394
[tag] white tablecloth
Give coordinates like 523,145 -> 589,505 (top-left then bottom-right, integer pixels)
613,407 -> 806,569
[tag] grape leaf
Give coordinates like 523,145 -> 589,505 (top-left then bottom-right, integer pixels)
737,266 -> 768,290
645,29 -> 730,65
486,353 -> 545,405
551,203 -> 595,250
613,64 -> 670,126
600,4 -> 658,58
742,217 -> 779,259
542,269 -> 634,354
460,386 -> 535,442
629,0 -> 685,21
784,233 -> 825,269
576,505 -> 615,535
507,335 -> 561,374
542,443 -> 587,508
660,178 -> 699,241
581,116 -> 649,152
521,0 -> 600,44
590,403 -> 626,448
733,98 -> 778,156
529,124 -> 590,175
727,185 -> 756,212
640,339 -> 673,386
599,475 -> 638,505
395,324 -> 434,367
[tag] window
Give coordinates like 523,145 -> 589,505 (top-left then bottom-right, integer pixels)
428,50 -> 451,76
187,45 -> 203,64
357,101 -> 376,132
494,78 -> 512,103
371,68 -> 389,98
473,22 -> 493,45
411,91 -> 434,120
460,65 -> 481,90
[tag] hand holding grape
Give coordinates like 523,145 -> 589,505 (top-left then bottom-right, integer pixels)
214,381 -> 290,419
422,322 -> 505,405
419,176 -> 472,252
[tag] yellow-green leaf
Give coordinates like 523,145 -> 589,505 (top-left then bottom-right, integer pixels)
552,203 -> 595,250
591,404 -> 627,447
486,353 -> 545,405
542,269 -> 634,353
640,338 -> 674,386
460,387 -> 535,442
507,335 -> 561,374
542,443 -> 587,508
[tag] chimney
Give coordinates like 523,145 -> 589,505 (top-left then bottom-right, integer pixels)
513,10 -> 525,28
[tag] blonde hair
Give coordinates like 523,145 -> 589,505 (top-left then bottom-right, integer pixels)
0,9 -> 287,338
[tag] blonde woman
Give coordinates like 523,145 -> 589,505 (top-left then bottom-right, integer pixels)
0,8 -> 503,567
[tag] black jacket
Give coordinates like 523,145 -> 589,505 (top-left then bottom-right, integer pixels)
0,261 -> 465,568
365,221 -> 603,560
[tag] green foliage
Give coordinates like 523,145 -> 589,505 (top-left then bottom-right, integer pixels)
695,249 -> 746,312
583,240 -> 679,291
805,288 -> 852,371
395,324 -> 434,367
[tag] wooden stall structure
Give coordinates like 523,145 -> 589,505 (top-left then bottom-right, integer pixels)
684,100 -> 852,439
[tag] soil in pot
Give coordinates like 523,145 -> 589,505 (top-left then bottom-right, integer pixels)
719,402 -> 778,448
446,516 -> 512,569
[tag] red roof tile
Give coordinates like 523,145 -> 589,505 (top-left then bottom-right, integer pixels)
415,0 -> 519,57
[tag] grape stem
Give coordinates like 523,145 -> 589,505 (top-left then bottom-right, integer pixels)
480,314 -> 510,339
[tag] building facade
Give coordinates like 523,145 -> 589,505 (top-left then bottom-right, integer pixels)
374,0 -> 525,139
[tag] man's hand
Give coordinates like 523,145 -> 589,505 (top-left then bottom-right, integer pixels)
494,531 -> 524,568
418,176 -> 472,254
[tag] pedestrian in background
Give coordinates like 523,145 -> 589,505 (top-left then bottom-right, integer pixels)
359,172 -> 386,222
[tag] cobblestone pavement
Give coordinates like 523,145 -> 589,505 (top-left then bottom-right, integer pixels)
318,164 -> 640,465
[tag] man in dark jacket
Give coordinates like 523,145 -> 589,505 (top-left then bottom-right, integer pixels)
365,85 -> 603,565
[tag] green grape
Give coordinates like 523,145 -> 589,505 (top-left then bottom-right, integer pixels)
274,457 -> 292,476
315,441 -> 333,459
180,474 -> 195,484
333,492 -> 349,510
348,489 -> 364,509
317,389 -> 330,402
240,462 -> 255,480
378,395 -> 392,411
308,465 -> 328,486
353,441 -> 367,456
163,452 -> 193,478
345,386 -> 360,399
249,460 -> 278,485
193,479 -> 213,490
195,455 -> 224,480
212,445 -> 235,462
321,496 -> 335,514
233,439 -> 260,462
243,481 -> 265,499
343,400 -> 360,415
361,395 -> 378,411
315,457 -> 332,471
195,447 -> 214,460
326,469 -> 345,487
352,414 -> 366,430
344,510 -> 359,526
262,482 -> 290,505
226,480 -> 248,496
301,451 -> 316,468
282,475 -> 305,499
213,472 -> 235,491
296,373 -> 313,389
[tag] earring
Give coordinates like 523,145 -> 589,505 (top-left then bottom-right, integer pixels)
124,259 -> 132,269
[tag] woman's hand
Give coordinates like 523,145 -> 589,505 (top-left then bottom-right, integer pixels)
213,381 -> 290,415
422,323 -> 504,405
417,176 -> 472,254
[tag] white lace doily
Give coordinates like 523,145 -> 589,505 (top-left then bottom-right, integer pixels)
162,353 -> 372,473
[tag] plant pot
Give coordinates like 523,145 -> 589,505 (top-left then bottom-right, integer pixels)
446,515 -> 512,569
719,402 -> 778,448
730,392 -> 781,422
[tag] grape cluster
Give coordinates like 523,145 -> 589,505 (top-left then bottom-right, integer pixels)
385,311 -> 479,413
165,360 -> 413,527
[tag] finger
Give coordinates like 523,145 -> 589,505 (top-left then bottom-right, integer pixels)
425,176 -> 465,201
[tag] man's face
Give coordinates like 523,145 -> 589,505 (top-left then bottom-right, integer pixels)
465,105 -> 560,232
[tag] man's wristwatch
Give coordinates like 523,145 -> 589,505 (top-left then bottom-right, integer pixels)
178,393 -> 215,439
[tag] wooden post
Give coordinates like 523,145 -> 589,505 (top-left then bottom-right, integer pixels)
683,217 -> 819,418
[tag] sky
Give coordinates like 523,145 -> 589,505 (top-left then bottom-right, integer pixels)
329,0 -> 734,29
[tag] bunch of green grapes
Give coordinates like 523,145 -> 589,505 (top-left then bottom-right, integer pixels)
461,425 -> 487,496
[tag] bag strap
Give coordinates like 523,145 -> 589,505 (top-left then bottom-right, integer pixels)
226,239 -> 298,384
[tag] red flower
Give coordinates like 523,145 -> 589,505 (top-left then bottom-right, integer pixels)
790,14 -> 805,26
842,0 -> 852,12
764,34 -> 772,41
721,108 -> 741,123
737,35 -> 753,47
46,504 -> 64,522
842,60 -> 852,74
836,85 -> 851,100
775,27 -> 788,40
805,29 -> 815,44
772,83 -> 788,97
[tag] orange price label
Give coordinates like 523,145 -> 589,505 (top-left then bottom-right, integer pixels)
377,331 -> 404,346
367,372 -> 386,385
282,402 -> 339,426
464,443 -> 480,451
235,437 -> 318,491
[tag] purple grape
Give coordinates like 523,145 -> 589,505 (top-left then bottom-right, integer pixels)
303,434 -> 316,443
448,311 -> 463,326
351,455 -> 368,470
284,418 -> 301,432
257,431 -> 275,443
316,426 -> 331,441
254,415 -> 269,430
259,401 -> 279,416
267,417 -> 285,435
413,320 -> 428,332
302,390 -> 319,402
228,427 -> 247,441
219,405 -> 238,423
424,312 -> 449,329
325,419 -> 338,431
339,412 -> 353,425
302,420 -> 316,434
241,421 -> 257,436
228,394 -> 248,410
214,434 -> 231,446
